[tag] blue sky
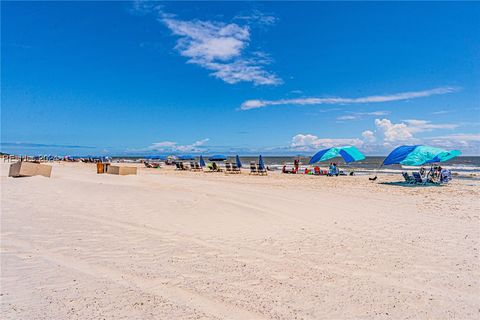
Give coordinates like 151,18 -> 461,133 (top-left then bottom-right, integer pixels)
2,1 -> 479,156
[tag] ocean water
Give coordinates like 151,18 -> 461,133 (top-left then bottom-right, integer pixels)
115,156 -> 480,179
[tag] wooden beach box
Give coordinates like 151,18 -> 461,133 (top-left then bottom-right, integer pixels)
106,165 -> 137,176
9,161 -> 52,178
96,162 -> 110,174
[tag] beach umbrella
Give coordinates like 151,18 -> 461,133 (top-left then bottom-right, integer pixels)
235,155 -> 242,168
208,154 -> 227,161
258,155 -> 265,170
178,155 -> 195,160
309,146 -> 365,164
383,145 -> 461,166
199,155 -> 206,167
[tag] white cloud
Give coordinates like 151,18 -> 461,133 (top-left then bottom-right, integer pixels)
290,134 -> 364,152
432,133 -> 480,141
234,9 -> 278,26
402,119 -> 458,132
159,15 -> 281,85
240,86 -> 460,110
149,138 -> 210,153
337,115 -> 357,121
361,130 -> 376,142
374,119 -> 415,142
431,110 -> 451,115
426,134 -> 480,154
337,111 -> 389,121
373,118 -> 459,143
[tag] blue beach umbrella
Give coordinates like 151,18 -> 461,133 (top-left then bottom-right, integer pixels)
208,154 -> 227,161
383,145 -> 461,166
199,155 -> 206,167
258,155 -> 265,170
309,146 -> 365,164
235,155 -> 242,168
178,155 -> 195,160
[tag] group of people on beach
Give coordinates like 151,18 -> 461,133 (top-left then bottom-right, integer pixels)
420,165 -> 450,183
282,160 -> 347,176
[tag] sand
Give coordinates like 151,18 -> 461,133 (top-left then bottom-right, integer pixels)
1,161 -> 479,319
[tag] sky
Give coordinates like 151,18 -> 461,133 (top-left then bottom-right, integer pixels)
2,1 -> 479,156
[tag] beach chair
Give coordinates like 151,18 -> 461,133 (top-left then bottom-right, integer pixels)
249,162 -> 258,175
192,162 -> 202,171
412,172 -> 424,184
175,162 -> 182,170
144,162 -> 153,168
258,163 -> 267,176
402,172 -> 416,184
212,162 -> 223,172
225,162 -> 233,174
232,163 -> 240,173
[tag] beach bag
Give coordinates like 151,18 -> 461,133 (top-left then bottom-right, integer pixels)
440,169 -> 452,183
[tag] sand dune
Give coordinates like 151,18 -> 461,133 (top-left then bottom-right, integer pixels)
1,162 -> 479,319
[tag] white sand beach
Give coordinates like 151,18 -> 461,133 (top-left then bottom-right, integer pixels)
1,162 -> 479,319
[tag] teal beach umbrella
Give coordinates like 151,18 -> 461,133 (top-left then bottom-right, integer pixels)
309,146 -> 365,164
383,145 -> 461,166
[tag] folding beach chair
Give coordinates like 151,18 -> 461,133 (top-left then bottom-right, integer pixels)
232,163 -> 240,173
412,172 -> 424,184
193,162 -> 202,171
249,162 -> 258,175
257,163 -> 267,176
402,172 -> 416,184
225,162 -> 233,174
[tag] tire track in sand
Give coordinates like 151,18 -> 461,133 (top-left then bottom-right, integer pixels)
3,237 -> 268,320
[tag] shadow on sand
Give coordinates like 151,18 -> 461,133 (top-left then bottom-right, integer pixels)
379,182 -> 443,188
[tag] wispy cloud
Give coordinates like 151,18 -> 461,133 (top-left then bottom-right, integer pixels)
431,110 -> 451,115
430,133 -> 480,142
240,86 -> 460,110
0,142 -> 95,149
337,111 -> 389,121
234,9 -> 278,26
130,2 -> 283,86
290,134 -> 364,152
160,16 -> 281,85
